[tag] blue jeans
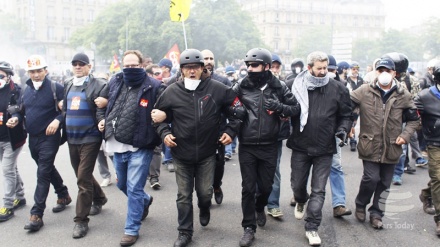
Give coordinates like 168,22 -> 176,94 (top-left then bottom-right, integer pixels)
113,148 -> 153,236
29,133 -> 69,217
330,138 -> 347,208
174,155 -> 215,235
225,136 -> 238,155
393,144 -> 407,179
162,144 -> 173,163
291,151 -> 332,231
267,140 -> 283,209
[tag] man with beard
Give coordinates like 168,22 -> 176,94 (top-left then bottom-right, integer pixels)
288,51 -> 352,246
233,48 -> 300,247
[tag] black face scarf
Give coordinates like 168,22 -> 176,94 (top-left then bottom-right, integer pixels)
122,68 -> 146,87
248,70 -> 271,88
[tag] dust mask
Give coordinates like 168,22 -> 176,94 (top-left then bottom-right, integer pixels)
0,79 -> 8,89
184,78 -> 201,91
328,72 -> 336,79
378,72 -> 392,86
32,80 -> 43,90
295,67 -> 301,74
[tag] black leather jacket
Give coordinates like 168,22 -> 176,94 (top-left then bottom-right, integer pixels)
414,86 -> 440,146
233,74 -> 300,145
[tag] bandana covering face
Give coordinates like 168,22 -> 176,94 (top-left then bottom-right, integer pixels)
291,70 -> 329,132
123,68 -> 146,87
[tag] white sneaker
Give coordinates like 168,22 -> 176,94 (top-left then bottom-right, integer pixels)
295,202 -> 306,220
100,178 -> 112,187
305,231 -> 321,246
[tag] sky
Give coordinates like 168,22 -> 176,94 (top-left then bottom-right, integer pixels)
383,0 -> 440,30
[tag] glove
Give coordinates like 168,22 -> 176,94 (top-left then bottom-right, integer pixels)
264,98 -> 283,113
335,130 -> 347,147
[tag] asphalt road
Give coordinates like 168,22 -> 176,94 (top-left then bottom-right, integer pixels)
0,141 -> 438,247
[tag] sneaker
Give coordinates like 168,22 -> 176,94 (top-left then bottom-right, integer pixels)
305,231 -> 321,246
404,165 -> 416,174
267,208 -> 284,218
419,194 -> 435,215
150,177 -> 161,190
100,178 -> 112,187
141,196 -> 153,221
392,176 -> 402,185
333,206 -> 352,217
256,210 -> 266,226
174,232 -> 192,247
167,163 -> 175,172
72,222 -> 89,239
225,153 -> 232,161
214,187 -> 223,204
0,207 -> 14,222
13,198 -> 26,210
415,157 -> 428,167
355,207 -> 366,222
52,195 -> 72,213
24,215 -> 44,231
239,227 -> 255,247
295,202 -> 306,220
290,196 -> 297,207
120,234 -> 139,247
370,216 -> 383,229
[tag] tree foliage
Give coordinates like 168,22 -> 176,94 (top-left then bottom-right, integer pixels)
69,0 -> 264,66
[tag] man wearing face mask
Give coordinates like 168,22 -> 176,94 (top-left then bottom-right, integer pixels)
285,58 -> 304,88
101,50 -> 165,246
0,61 -> 27,222
20,55 -> 72,232
153,48 -> 243,247
233,48 -> 300,247
288,51 -> 352,246
351,57 -> 419,230
238,65 -> 248,80
60,53 -> 109,239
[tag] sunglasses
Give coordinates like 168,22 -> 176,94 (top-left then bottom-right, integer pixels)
72,61 -> 86,67
0,74 -> 6,79
247,63 -> 261,68
153,72 -> 162,76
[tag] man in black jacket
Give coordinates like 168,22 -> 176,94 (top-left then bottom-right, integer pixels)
288,51 -> 352,246
415,62 -> 440,236
233,48 -> 300,247
61,53 -> 109,239
153,49 -> 243,247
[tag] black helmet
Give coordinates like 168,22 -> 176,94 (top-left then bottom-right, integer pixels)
179,49 -> 204,67
381,52 -> 409,74
291,58 -> 304,70
0,61 -> 14,76
433,62 -> 440,84
244,48 -> 272,65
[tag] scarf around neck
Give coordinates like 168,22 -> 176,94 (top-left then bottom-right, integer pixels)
291,70 -> 330,132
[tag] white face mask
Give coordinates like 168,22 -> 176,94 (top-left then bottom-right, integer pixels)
328,72 -> 336,79
32,80 -> 43,90
73,76 -> 87,86
295,67 -> 301,74
184,78 -> 201,91
378,72 -> 393,86
240,70 -> 247,76
0,79 -> 8,89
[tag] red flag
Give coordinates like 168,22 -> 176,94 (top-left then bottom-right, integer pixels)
109,54 -> 121,73
164,44 -> 181,69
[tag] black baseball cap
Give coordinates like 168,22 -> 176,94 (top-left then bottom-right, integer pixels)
376,57 -> 395,70
72,53 -> 90,64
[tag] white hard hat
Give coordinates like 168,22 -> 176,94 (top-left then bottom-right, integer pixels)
26,55 -> 48,71
427,58 -> 439,68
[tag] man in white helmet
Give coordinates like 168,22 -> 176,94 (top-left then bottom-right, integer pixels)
19,55 -> 72,232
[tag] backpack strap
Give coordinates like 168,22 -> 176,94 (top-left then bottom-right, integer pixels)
50,81 -> 59,112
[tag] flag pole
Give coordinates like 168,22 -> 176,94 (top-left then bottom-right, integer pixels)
180,13 -> 188,50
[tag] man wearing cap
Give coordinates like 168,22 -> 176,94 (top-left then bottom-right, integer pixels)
20,55 -> 72,232
201,49 -> 232,206
59,53 -> 109,238
158,58 -> 174,83
346,62 -> 364,152
351,57 -> 420,229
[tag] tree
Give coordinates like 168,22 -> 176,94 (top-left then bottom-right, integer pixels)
69,0 -> 264,67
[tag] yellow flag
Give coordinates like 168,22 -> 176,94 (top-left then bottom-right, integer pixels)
170,0 -> 192,22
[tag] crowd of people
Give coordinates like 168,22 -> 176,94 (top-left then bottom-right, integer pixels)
0,48 -> 439,247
